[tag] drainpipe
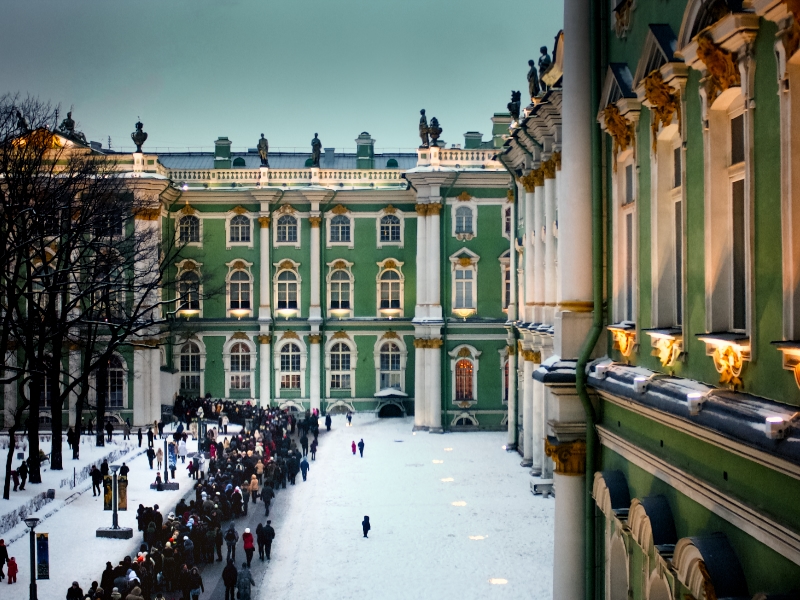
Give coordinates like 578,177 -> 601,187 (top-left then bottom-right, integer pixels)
319,191 -> 338,415
574,0 -> 607,597
439,173 -> 460,432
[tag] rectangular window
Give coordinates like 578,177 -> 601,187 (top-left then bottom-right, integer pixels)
380,372 -> 401,390
673,146 -> 682,189
281,374 -> 301,389
732,178 -> 746,330
180,375 -> 200,391
625,164 -> 635,205
330,373 -> 351,390
503,267 -> 510,310
674,198 -> 683,327
230,374 -> 251,390
455,269 -> 474,308
625,212 -> 633,321
731,114 -> 745,166
108,371 -> 124,408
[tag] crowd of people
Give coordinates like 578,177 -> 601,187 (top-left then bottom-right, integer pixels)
53,403 -> 325,600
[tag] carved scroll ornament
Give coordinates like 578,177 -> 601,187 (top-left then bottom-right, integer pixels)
696,35 -> 741,103
712,344 -> 744,389
603,105 -> 634,171
643,70 -> 681,152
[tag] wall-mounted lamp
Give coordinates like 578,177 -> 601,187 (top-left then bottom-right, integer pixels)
687,392 -> 707,416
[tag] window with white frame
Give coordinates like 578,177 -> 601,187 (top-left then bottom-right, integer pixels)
179,215 -> 200,243
379,342 -> 402,390
330,270 -> 351,311
729,110 -> 746,331
455,358 -> 474,401
229,215 -> 251,243
329,342 -> 352,390
329,215 -> 351,244
229,271 -> 251,311
614,151 -> 637,323
448,345 -> 480,404
503,206 -> 512,239
280,343 -> 301,389
230,342 -> 251,390
455,267 -> 475,309
179,342 -> 201,392
455,206 -> 473,234
276,215 -> 297,243
379,270 -> 401,310
380,215 -> 401,242
179,271 -> 200,312
277,270 -> 299,310
97,355 -> 125,409
503,266 -> 511,311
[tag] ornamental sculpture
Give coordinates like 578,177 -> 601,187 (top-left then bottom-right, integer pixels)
644,70 -> 681,152
652,337 -> 682,368
696,35 -> 740,104
781,0 -> 800,60
257,133 -> 269,167
131,119 -> 148,152
507,90 -> 522,121
58,111 -> 87,144
310,133 -> 322,167
712,344 -> 744,389
544,439 -> 586,476
527,60 -> 541,101
603,105 -> 634,171
538,46 -> 552,91
428,117 -> 442,146
419,109 -> 430,148
613,0 -> 635,39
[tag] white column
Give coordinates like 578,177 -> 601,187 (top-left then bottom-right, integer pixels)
309,217 -> 322,322
557,0 -> 594,358
533,180 -> 546,322
545,167 -> 558,324
414,340 -> 427,429
506,345 -> 518,446
521,353 -> 534,466
150,348 -> 161,427
133,348 -> 148,426
427,204 -> 442,321
427,343 -> 442,432
259,336 -> 271,407
531,367 -> 544,476
507,201 -> 518,322
258,216 -> 271,321
517,250 -> 526,311
551,461 -> 586,600
524,184 -> 536,323
415,205 -> 429,317
309,336 -> 321,411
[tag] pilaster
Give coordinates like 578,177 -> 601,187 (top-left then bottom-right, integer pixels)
258,216 -> 272,322
309,334 -> 321,411
258,335 -> 272,408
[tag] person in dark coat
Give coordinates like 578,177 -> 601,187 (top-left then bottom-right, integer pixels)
261,485 -> 274,517
362,515 -> 371,538
325,413 -> 332,431
66,581 -> 84,600
137,428 -> 143,447
147,428 -> 154,448
91,465 -> 103,496
0,539 -> 9,581
299,434 -> 308,456
100,459 -> 109,476
188,567 -> 204,600
222,560 -> 237,600
119,462 -> 129,477
146,447 -> 156,470
263,520 -> 275,560
357,438 -> 365,457
236,564 -> 255,600
105,421 -> 114,442
100,561 -> 115,594
299,456 -> 309,481
310,439 -> 318,460
17,461 -> 27,490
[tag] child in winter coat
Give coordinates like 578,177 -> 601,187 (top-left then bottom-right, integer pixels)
7,557 -> 17,584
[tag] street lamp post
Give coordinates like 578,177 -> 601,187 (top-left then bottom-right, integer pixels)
109,464 -> 120,529
23,516 -> 39,600
96,464 -> 131,539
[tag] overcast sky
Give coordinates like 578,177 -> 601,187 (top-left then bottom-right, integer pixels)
0,0 -> 562,153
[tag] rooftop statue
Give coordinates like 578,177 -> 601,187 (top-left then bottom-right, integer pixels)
16,110 -> 28,133
539,46 -> 552,91
527,59 -> 541,101
428,117 -> 442,147
507,91 -> 522,121
257,133 -> 269,167
311,133 -> 322,167
131,119 -> 148,153
58,111 -> 87,144
419,109 -> 430,148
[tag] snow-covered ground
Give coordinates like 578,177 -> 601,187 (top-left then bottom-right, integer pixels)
259,414 -> 554,600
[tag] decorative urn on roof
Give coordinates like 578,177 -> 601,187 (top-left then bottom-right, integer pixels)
428,117 -> 442,147
131,119 -> 148,153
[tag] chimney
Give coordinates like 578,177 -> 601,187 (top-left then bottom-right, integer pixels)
463,131 -> 483,149
355,132 -> 375,169
324,147 -> 335,168
214,137 -> 232,169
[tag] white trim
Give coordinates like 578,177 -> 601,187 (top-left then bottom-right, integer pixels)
448,344 -> 481,406
272,211 -> 301,249
225,259 -> 254,319
501,205 -> 512,240
175,260 -> 204,318
326,259 -> 354,319
451,201 -> 477,241
375,258 -> 405,318
449,249 -> 480,316
273,259 -> 302,319
613,150 -> 638,324
176,337 -> 206,397
325,334 -> 357,398
376,208 -> 405,249
325,210 -> 355,249
175,213 -> 203,248
373,334 -> 408,394
274,336 -> 307,399
597,425 -> 800,566
223,335 -> 256,398
224,211 -> 255,249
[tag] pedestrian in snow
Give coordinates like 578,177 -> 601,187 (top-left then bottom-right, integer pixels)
222,560 -> 237,600
6,557 -> 17,584
300,433 -> 308,456
224,523 -> 239,561
325,413 -> 332,431
137,428 -> 143,447
300,456 -> 309,481
10,469 -> 19,492
0,539 -> 7,581
156,447 -> 163,471
123,421 -> 131,440
157,420 -> 164,439
351,440 -> 356,455
105,420 -> 114,442
261,485 -> 274,517
66,581 -> 84,600
236,563 -> 255,600
310,438 -> 318,460
147,428 -> 154,448
358,438 -> 365,457
91,465 -> 102,496
188,567 -> 204,600
263,520 -> 275,559
110,587 -> 122,600
178,439 -> 187,463
362,516 -> 371,538
17,460 -> 27,490
119,462 -> 130,478
146,447 -> 156,470
242,527 -> 255,567
100,459 -> 109,476
183,535 -> 195,567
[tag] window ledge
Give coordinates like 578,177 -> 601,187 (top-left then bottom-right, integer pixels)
696,332 -> 751,389
608,322 -> 637,357
455,232 -> 475,241
771,341 -> 800,389
642,328 -> 683,367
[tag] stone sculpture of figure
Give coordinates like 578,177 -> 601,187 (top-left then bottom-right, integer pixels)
419,109 -> 430,148
131,119 -> 148,152
311,133 -> 322,167
539,46 -> 552,79
59,111 -> 76,136
527,59 -> 541,101
257,133 -> 269,167
16,110 -> 28,133
507,91 -> 522,121
428,117 -> 442,146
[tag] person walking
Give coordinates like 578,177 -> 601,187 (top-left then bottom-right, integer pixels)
0,539 -> 8,581
91,465 -> 102,496
6,557 -> 17,584
119,462 -> 129,478
351,440 -> 356,456
325,413 -> 332,431
242,528 -> 255,567
236,563 -> 254,600
147,428 -> 154,448
222,560 -> 237,600
178,439 -> 187,463
156,447 -> 163,471
146,447 -> 156,470
261,485 -> 274,517
362,515 -> 371,538
123,421 -> 131,441
104,420 -> 114,442
248,474 -> 259,504
299,433 -> 308,456
263,520 -> 275,560
188,566 -> 204,600
346,411 -> 353,426
255,524 -> 267,561
358,438 -> 365,458
137,428 -> 143,447
310,438 -> 318,461
224,523 -> 238,562
17,460 -> 27,490
300,456 -> 309,481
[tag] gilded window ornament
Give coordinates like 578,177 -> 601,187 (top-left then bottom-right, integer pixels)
280,330 -> 299,340
231,331 -> 250,340
603,105 -> 634,171
384,204 -> 397,214
232,206 -> 248,215
782,0 -> 800,60
332,260 -> 347,270
644,70 -> 681,152
652,337 -> 682,368
613,0 -> 635,39
332,330 -> 350,340
457,347 -> 472,358
278,260 -> 294,270
276,204 -> 296,215
696,35 -> 741,104
712,344 -> 744,389
458,256 -> 472,267
383,259 -> 397,269
456,191 -> 472,202
382,330 -> 400,340
331,204 -> 348,215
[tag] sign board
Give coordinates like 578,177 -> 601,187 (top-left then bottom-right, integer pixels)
103,475 -> 113,510
35,533 -> 49,580
118,476 -> 128,511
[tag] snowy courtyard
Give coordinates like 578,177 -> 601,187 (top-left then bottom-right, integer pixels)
261,414 -> 554,600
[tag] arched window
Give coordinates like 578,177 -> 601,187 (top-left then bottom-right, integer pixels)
229,215 -> 250,243
280,343 -> 301,389
380,270 -> 401,309
455,206 -> 473,234
230,342 -> 251,390
380,215 -> 401,242
179,215 -> 200,243
277,270 -> 298,310
330,215 -> 351,243
455,359 -> 474,401
98,355 -> 125,409
386,158 -> 399,168
277,215 -> 297,243
180,342 -> 201,392
179,271 -> 200,311
379,342 -> 401,389
229,271 -> 251,310
330,343 -> 351,390
232,156 -> 246,167
330,270 -> 351,310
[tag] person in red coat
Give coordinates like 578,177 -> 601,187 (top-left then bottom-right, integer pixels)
6,557 -> 17,584
351,441 -> 356,455
242,528 -> 255,567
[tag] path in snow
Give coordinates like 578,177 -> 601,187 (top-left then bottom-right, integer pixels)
257,414 -> 554,600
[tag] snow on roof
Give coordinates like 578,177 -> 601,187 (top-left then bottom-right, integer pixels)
158,152 -> 418,171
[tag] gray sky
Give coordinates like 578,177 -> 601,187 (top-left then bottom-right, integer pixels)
1,0 -> 563,153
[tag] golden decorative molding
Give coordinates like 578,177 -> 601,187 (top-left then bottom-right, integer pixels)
522,349 -> 539,362
603,105 -> 634,171
383,259 -> 398,270
181,204 -> 197,215
507,344 -> 516,356
181,261 -> 196,272
382,330 -> 400,340
427,203 -> 441,216
258,216 -> 270,227
782,0 -> 800,60
383,204 -> 397,214
610,329 -> 636,358
308,216 -> 321,228
644,70 -> 681,153
457,256 -> 472,267
544,439 -> 586,476
415,203 -> 427,216
332,330 -> 350,340
257,335 -> 272,345
332,260 -> 348,270
457,347 -> 472,358
519,168 -> 543,193
517,340 -> 523,354
542,159 -> 556,180
552,151 -> 562,171
135,208 -> 161,221
276,204 -> 295,215
413,338 -> 426,349
696,34 -> 741,104
456,191 -> 472,202
428,338 -> 443,348
232,260 -> 247,270
506,189 -> 514,203
614,0 -> 635,39
232,205 -> 248,215
308,334 -> 322,344
278,260 -> 294,270
231,331 -> 250,340
414,338 -> 442,349
331,204 -> 348,215
135,339 -> 160,348
557,300 -> 594,313
280,330 -> 299,340
652,337 -> 682,368
712,345 -> 744,390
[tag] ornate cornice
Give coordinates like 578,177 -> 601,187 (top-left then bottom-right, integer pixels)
308,216 -> 321,228
696,34 -> 741,104
603,105 -> 635,171
257,335 -> 272,345
644,70 -> 681,153
544,439 -> 586,476
258,216 -> 270,227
